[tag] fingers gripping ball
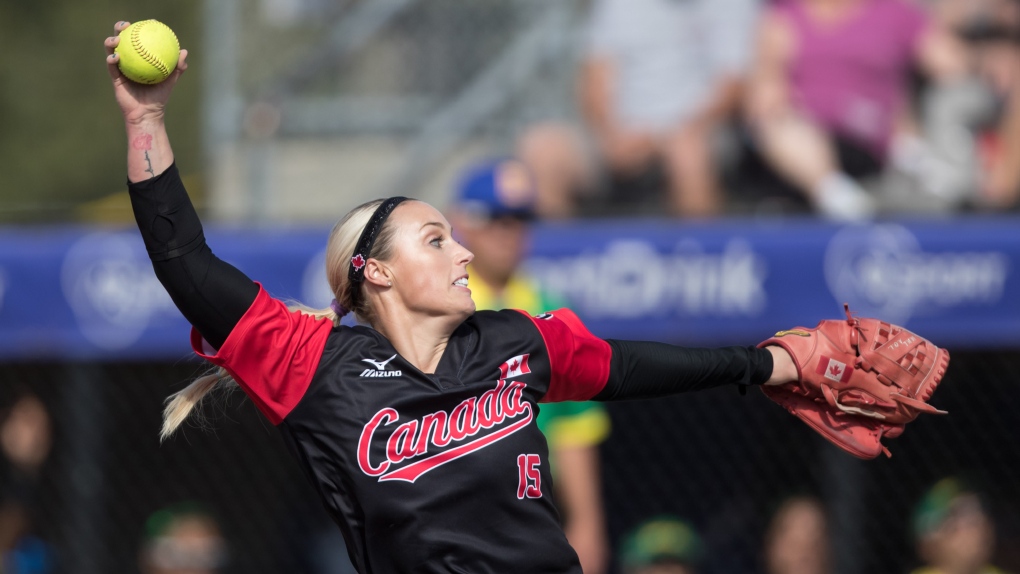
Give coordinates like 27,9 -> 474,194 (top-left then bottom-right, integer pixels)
115,20 -> 180,84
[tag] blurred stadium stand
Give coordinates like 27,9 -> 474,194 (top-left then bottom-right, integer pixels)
202,0 -> 580,222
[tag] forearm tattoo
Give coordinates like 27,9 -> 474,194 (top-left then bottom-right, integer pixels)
131,133 -> 155,178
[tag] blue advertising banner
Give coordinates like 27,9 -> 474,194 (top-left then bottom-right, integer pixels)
526,218 -> 1017,347
0,217 -> 1016,360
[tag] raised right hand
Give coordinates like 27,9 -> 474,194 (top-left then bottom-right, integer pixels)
104,21 -> 189,126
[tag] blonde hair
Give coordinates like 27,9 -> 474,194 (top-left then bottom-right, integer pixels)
160,198 -> 406,441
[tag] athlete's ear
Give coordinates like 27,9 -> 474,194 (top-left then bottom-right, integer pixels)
363,259 -> 393,289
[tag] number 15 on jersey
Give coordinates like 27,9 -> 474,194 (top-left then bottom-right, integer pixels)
516,454 -> 542,499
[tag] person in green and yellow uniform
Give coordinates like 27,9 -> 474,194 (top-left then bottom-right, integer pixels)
448,158 -> 611,574
619,516 -> 703,574
910,477 -> 1006,574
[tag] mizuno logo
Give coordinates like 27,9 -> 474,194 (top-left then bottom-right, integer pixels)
360,354 -> 402,378
363,354 -> 397,370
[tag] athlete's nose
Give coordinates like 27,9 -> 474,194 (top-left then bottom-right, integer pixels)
454,240 -> 474,267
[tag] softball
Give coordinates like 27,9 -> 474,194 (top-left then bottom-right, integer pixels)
115,20 -> 180,85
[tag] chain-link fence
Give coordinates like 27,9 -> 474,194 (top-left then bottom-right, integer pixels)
233,0 -> 568,132
602,349 -> 1020,574
0,350 -> 1016,574
205,0 -> 581,222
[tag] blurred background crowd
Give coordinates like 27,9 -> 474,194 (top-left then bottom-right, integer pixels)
0,0 -> 1019,573
3,0 -> 1020,223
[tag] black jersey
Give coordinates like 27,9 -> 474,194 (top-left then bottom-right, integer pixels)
192,286 -> 613,573
128,163 -> 775,574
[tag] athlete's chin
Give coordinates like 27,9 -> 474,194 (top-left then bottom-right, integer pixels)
456,298 -> 476,317
452,299 -> 475,321
451,288 -> 475,313
431,299 -> 475,324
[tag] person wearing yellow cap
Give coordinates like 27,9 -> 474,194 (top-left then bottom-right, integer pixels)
140,502 -> 228,574
448,158 -> 611,574
620,516 -> 703,574
910,478 -> 1005,574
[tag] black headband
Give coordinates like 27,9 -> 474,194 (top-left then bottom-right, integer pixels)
347,197 -> 408,304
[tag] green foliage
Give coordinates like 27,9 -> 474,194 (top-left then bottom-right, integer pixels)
0,1 -> 202,223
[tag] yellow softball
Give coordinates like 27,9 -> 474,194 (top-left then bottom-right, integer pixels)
115,20 -> 180,85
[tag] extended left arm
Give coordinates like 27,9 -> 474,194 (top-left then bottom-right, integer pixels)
593,341 -> 794,401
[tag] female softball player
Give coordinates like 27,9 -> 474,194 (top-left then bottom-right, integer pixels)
104,22 -> 798,573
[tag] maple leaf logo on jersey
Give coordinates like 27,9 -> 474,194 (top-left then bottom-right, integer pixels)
498,354 -> 531,379
351,254 -> 366,270
357,380 -> 533,483
816,355 -> 853,383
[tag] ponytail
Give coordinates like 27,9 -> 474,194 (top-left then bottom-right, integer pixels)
160,304 -> 340,441
160,198 -> 405,440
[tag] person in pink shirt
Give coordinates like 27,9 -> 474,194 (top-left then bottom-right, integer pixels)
936,0 -> 1020,210
746,0 -> 967,220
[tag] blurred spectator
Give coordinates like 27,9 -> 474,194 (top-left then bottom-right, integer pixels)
0,394 -> 54,574
910,477 -> 1003,574
1,396 -> 51,478
926,0 -> 1020,210
744,0 -> 968,220
763,496 -> 831,574
447,158 -> 612,574
619,516 -> 703,574
140,503 -> 228,574
518,0 -> 759,218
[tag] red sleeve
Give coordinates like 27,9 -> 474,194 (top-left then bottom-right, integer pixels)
191,284 -> 332,425
518,309 -> 612,403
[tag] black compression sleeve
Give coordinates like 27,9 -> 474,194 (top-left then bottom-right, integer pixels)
593,340 -> 774,401
128,163 -> 259,349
